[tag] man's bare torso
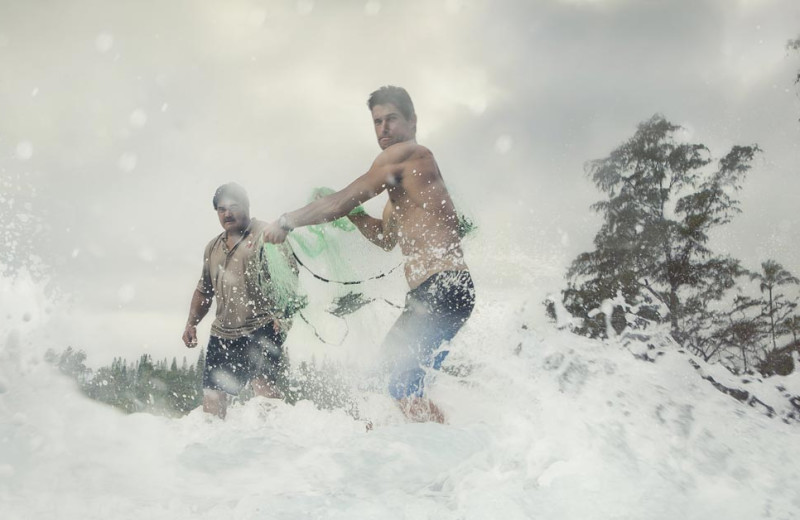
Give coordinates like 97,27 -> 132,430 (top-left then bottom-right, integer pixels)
382,142 -> 468,289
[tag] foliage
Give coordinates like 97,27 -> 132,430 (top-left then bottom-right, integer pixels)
790,35 -> 800,85
46,348 -> 204,417
45,347 -> 362,418
552,114 -> 800,374
708,295 -> 768,373
287,358 -> 359,415
749,260 -> 799,350
780,315 -> 800,345
558,114 -> 760,357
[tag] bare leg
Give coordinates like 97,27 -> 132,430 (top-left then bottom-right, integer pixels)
203,389 -> 228,419
251,375 -> 283,399
398,396 -> 446,424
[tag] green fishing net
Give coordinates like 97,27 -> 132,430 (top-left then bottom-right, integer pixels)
255,187 -> 363,316
287,186 -> 365,279
256,241 -> 306,317
256,185 -> 476,318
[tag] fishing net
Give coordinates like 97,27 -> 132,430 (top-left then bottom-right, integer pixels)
255,185 -> 476,321
256,241 -> 305,318
255,187 -> 365,318
286,187 -> 366,283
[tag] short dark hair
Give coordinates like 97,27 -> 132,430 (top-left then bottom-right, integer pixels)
367,86 -> 415,121
212,182 -> 249,210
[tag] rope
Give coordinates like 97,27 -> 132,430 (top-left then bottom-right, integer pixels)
289,247 -> 403,286
279,215 -> 408,345
298,310 -> 349,346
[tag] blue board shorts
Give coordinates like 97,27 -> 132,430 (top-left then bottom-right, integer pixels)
203,323 -> 286,395
384,270 -> 475,399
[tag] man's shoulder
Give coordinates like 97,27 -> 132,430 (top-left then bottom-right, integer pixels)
380,141 -> 432,162
205,233 -> 224,251
249,218 -> 268,234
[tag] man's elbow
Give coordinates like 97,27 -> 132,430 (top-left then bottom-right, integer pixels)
196,289 -> 213,305
323,194 -> 352,221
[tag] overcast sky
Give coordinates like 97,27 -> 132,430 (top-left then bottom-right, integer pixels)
2,0 -> 799,365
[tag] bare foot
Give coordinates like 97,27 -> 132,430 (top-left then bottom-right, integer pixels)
251,376 -> 283,399
398,397 -> 446,424
203,389 -> 228,419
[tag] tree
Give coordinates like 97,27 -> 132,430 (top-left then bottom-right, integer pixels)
710,295 -> 767,373
749,260 -> 799,350
559,114 -> 759,356
790,35 -> 800,120
45,346 -> 92,383
45,347 -> 202,416
780,314 -> 800,345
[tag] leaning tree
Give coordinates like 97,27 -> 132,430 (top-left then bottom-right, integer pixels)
559,115 -> 760,357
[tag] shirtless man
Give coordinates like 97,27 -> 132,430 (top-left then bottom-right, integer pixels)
262,86 -> 475,423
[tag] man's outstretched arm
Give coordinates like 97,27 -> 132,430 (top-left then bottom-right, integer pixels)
263,149 -> 403,243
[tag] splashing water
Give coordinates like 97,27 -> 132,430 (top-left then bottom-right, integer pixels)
2,230 -> 800,520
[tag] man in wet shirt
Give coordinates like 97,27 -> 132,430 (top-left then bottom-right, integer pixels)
182,183 -> 298,419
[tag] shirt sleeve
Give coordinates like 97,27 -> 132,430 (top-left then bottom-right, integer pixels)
195,240 -> 215,296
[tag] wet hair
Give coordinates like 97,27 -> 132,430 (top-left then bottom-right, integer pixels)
367,86 -> 415,121
212,182 -> 249,210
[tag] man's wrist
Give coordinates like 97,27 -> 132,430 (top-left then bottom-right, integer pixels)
279,213 -> 293,232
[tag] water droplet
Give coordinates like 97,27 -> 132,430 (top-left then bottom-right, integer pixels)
15,141 -> 33,161
138,247 -> 157,263
95,32 -> 114,53
468,98 -> 487,114
445,0 -> 464,14
129,109 -> 147,128
494,135 -> 513,154
297,0 -> 314,15
119,153 -> 138,172
248,8 -> 267,26
118,284 -> 136,304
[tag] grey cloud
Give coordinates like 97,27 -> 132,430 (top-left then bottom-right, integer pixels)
1,0 -> 798,364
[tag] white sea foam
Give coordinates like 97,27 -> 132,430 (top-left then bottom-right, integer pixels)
1,244 -> 800,520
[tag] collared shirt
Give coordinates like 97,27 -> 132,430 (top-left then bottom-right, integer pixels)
196,218 -> 296,339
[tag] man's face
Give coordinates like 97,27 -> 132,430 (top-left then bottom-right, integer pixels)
216,197 -> 250,233
372,103 -> 416,150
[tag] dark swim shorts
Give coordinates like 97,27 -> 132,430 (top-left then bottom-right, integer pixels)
203,323 -> 287,395
383,270 -> 475,399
